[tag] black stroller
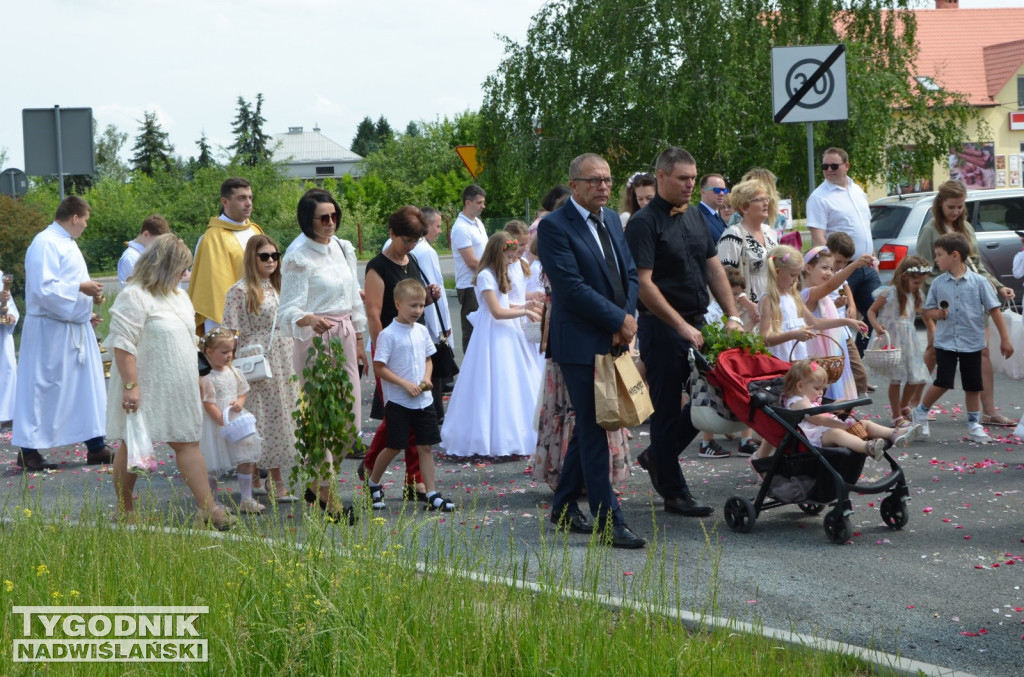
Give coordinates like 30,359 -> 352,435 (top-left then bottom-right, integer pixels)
701,348 -> 911,544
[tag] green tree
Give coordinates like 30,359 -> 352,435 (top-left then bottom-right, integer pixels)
131,111 -> 174,177
478,0 -> 979,213
195,132 -> 216,170
95,123 -> 130,182
374,116 -> 394,146
357,112 -> 479,220
350,116 -> 377,157
405,121 -> 421,137
230,94 -> 274,167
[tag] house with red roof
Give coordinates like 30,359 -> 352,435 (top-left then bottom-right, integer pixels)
902,1 -> 1024,192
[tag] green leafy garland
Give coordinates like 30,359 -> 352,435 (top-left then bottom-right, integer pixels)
700,319 -> 769,368
290,336 -> 364,488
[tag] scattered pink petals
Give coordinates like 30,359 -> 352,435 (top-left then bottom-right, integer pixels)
922,507 -> 933,513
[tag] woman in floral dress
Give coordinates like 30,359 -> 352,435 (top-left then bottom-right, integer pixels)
223,235 -> 300,502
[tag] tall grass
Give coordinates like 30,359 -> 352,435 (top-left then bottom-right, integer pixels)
0,494 -> 880,676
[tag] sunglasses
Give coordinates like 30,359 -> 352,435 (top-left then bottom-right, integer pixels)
315,212 -> 339,226
704,186 -> 729,195
822,163 -> 844,171
257,252 -> 281,262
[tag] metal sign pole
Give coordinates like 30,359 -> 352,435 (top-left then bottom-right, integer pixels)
54,105 -> 64,201
807,122 -> 816,197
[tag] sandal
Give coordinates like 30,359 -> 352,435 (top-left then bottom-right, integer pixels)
425,492 -> 455,512
198,505 -> 237,532
891,416 -> 912,429
981,413 -> 1018,428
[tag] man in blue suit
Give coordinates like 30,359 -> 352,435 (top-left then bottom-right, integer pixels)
537,152 -> 646,549
697,173 -> 729,244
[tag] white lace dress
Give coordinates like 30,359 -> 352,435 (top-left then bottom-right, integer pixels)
104,285 -> 203,443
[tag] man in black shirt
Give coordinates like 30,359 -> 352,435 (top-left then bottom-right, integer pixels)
625,147 -> 743,517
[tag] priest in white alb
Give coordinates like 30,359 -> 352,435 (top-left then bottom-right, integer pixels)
12,196 -> 114,471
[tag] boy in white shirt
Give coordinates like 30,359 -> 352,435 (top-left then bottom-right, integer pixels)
366,279 -> 455,512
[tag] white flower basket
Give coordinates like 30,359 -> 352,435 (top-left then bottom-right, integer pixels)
220,410 -> 258,444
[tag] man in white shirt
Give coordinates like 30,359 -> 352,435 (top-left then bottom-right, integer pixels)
13,196 -> 113,470
450,184 -> 487,352
118,214 -> 170,283
806,147 -> 880,354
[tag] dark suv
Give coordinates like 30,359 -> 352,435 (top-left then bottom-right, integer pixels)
870,188 -> 1024,297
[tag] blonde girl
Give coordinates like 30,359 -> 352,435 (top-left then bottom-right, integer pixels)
440,232 -> 543,459
801,246 -> 875,401
759,245 -> 866,363
781,359 -> 919,461
867,255 -> 931,428
198,328 -> 263,514
222,235 -> 301,502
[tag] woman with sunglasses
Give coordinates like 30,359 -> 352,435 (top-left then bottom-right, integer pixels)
279,188 -> 367,518
717,180 -> 779,325
223,235 -> 301,503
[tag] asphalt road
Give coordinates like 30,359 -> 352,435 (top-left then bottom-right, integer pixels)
3,288 -> 1023,676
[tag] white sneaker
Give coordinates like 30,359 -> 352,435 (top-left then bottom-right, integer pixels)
867,438 -> 887,462
910,407 -> 930,439
891,423 -> 923,448
967,423 -> 992,444
238,498 -> 266,514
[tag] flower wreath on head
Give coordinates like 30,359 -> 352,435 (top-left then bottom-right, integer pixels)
626,172 -> 649,190
904,266 -> 931,275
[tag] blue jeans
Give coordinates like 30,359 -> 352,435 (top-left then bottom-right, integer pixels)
847,266 -> 880,355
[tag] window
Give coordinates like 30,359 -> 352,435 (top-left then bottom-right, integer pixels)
974,197 -> 1024,232
1018,75 -> 1024,108
315,166 -> 334,176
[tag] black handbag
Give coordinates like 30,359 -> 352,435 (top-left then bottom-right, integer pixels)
412,255 -> 460,379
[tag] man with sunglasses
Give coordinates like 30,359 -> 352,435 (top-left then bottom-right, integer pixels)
698,174 -> 730,244
189,177 -> 264,334
806,147 -> 879,354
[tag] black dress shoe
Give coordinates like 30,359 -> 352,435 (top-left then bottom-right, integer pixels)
86,445 -> 114,465
664,495 -> 714,517
17,451 -> 57,471
609,524 -> 646,549
550,506 -> 592,534
636,449 -> 661,492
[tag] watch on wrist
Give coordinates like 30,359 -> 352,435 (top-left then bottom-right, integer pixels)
727,316 -> 743,325
123,382 -> 137,391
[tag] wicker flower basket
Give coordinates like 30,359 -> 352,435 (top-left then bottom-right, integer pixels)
863,332 -> 902,370
790,332 -> 845,384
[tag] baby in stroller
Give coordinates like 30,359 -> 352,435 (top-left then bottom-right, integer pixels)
767,359 -> 921,461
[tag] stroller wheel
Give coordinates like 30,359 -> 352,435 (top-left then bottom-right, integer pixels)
723,496 -> 756,533
797,502 -> 825,516
880,495 -> 909,530
823,510 -> 852,544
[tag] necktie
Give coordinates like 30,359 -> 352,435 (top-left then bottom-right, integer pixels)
670,204 -> 688,216
591,213 -> 627,308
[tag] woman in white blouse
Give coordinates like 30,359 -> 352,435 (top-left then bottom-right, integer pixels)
278,189 -> 368,519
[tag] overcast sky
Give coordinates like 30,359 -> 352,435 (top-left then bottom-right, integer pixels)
2,0 -> 1022,172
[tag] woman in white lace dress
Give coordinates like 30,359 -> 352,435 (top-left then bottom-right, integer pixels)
106,235 -> 235,530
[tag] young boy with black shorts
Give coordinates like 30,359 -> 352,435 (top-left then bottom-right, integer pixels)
367,279 -> 455,511
911,233 -> 1014,443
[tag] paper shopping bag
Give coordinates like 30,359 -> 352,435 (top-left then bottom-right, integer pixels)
595,352 -> 655,430
594,352 -> 621,429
